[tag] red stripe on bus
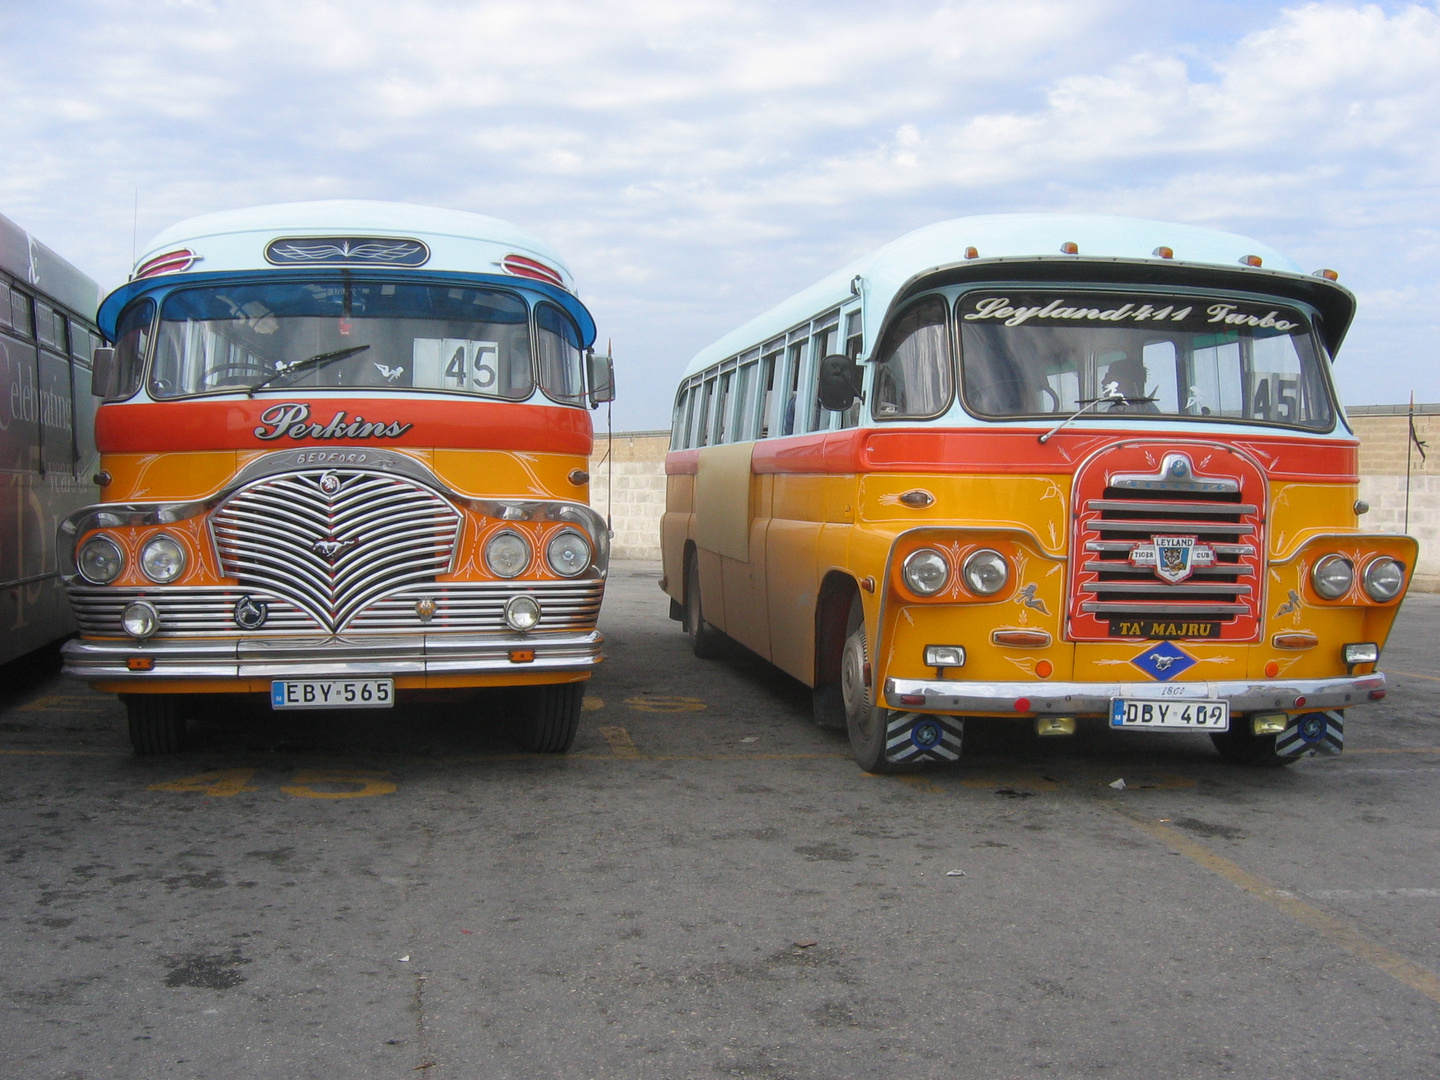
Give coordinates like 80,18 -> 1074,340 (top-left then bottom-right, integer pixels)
675,428 -> 1357,481
96,398 -> 594,454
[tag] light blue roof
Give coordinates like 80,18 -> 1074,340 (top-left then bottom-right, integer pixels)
99,200 -> 596,345
683,214 -> 1330,379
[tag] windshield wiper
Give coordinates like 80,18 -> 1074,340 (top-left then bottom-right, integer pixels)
246,345 -> 372,397
1037,385 -> 1158,444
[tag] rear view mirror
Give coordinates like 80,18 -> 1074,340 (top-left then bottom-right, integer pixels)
588,351 -> 615,407
817,353 -> 862,412
91,347 -> 120,398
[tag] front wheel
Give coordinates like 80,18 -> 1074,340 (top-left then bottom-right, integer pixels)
841,616 -> 902,773
521,682 -> 584,753
123,694 -> 186,755
684,556 -> 724,659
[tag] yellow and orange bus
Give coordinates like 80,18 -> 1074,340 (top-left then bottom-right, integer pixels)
61,201 -> 613,754
662,214 -> 1413,772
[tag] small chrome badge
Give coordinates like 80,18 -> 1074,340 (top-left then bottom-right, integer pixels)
1129,535 -> 1215,584
415,598 -> 436,622
318,471 -> 343,496
233,595 -> 269,630
311,537 -> 357,562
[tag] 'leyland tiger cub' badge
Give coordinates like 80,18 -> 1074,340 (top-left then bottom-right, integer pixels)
1129,535 -> 1215,584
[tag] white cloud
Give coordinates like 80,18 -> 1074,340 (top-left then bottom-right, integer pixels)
1,1 -> 1438,424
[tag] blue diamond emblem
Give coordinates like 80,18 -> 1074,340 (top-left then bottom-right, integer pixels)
1130,640 -> 1197,681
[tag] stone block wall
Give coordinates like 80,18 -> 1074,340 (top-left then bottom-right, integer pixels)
1349,405 -> 1440,591
589,411 -> 1440,588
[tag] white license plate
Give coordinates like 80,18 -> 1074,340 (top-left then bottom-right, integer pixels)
271,679 -> 395,710
1110,698 -> 1229,731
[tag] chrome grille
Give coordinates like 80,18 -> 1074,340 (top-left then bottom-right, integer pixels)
210,469 -> 462,632
1070,447 -> 1265,640
68,580 -> 604,637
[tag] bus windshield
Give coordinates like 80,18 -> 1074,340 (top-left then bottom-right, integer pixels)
957,289 -> 1334,431
148,280 -> 556,401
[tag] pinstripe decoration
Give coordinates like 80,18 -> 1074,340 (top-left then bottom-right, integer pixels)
884,711 -> 964,764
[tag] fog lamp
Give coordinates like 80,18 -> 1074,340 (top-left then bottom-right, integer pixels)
1251,713 -> 1289,736
504,594 -> 541,632
923,645 -> 965,669
1343,642 -> 1379,666
121,601 -> 160,640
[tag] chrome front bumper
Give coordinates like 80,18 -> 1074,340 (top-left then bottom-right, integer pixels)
883,672 -> 1387,716
62,630 -> 603,681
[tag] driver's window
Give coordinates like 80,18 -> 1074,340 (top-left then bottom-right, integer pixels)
872,297 -> 951,420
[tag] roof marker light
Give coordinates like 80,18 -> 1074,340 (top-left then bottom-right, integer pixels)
1239,254 -> 1263,267
1313,268 -> 1340,281
1059,241 -> 1079,255
964,246 -> 979,260
501,253 -> 566,290
134,248 -> 200,279
1153,246 -> 1174,259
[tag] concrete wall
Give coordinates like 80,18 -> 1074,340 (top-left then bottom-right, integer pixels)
591,411 -> 1440,589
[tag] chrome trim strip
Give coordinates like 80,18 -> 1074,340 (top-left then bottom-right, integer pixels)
1080,601 -> 1249,615
883,672 -> 1386,715
61,630 -> 604,680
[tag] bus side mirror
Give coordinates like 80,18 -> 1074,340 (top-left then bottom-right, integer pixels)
91,347 -> 120,398
817,353 -> 862,412
588,351 -> 615,407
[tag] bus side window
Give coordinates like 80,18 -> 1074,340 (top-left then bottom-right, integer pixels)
0,297 -> 40,475
758,352 -> 779,438
695,377 -> 715,447
808,326 -> 837,433
715,369 -> 734,443
0,279 -> 11,328
873,297 -> 951,419
782,341 -> 805,436
670,389 -> 686,450
735,360 -> 757,442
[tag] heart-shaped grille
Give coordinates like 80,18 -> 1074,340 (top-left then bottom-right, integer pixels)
210,469 -> 462,632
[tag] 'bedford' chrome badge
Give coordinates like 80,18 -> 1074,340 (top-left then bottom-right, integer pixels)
1129,535 -> 1215,584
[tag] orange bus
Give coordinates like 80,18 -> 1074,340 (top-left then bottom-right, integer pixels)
61,201 -> 614,754
662,214 -> 1413,772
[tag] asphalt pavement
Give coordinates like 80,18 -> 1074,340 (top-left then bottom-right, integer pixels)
3,562 -> 1440,1079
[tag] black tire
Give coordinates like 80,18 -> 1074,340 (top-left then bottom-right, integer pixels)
811,683 -> 846,730
124,694 -> 185,755
1210,723 -> 1297,767
522,682 -> 583,753
684,556 -> 724,660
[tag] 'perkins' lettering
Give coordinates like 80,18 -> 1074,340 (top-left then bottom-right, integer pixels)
253,402 -> 413,442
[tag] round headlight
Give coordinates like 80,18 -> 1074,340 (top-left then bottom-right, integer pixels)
1362,557 -> 1405,602
546,529 -> 591,577
504,594 -> 542,632
78,535 -> 124,584
962,549 -> 1010,596
485,531 -> 532,579
902,549 -> 950,596
121,600 -> 160,639
140,535 -> 187,584
1312,554 -> 1354,600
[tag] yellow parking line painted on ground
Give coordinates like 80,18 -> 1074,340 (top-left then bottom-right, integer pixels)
598,726 -> 642,758
625,695 -> 707,713
1111,804 -> 1440,1006
582,695 -> 604,712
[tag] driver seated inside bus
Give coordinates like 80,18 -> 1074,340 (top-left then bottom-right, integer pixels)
1098,351 -> 1159,410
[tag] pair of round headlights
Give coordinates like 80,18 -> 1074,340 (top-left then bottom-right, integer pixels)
902,547 -> 1009,598
1312,554 -> 1405,602
77,534 -> 186,585
485,528 -> 592,579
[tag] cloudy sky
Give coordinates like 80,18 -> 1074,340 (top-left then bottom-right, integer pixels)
2,0 -> 1438,429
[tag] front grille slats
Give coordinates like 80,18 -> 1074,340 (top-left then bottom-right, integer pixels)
1070,448 -> 1265,641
